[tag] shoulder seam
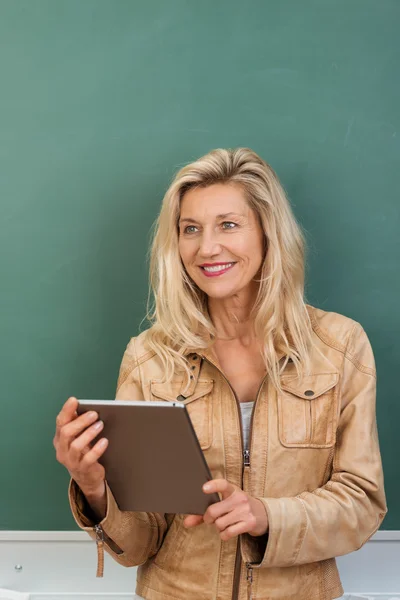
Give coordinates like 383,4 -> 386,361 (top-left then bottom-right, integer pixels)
136,348 -> 157,367
309,307 -> 376,377
116,342 -> 156,392
343,323 -> 376,378
133,337 -> 147,386
308,306 -> 348,354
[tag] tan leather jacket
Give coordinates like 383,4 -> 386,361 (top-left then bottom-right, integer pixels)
69,304 -> 387,600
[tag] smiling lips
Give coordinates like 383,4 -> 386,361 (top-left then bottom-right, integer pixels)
199,262 -> 236,277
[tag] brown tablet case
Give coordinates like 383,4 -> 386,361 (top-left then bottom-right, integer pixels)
77,400 -> 220,514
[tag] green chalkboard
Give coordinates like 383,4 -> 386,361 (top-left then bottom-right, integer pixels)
0,0 -> 398,530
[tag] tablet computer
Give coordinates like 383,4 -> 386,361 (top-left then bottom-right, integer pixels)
77,400 -> 220,515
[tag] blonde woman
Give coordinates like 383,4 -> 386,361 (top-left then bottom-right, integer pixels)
54,148 -> 387,600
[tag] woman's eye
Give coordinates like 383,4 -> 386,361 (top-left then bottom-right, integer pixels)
182,222 -> 237,234
184,225 -> 198,234
222,221 -> 237,229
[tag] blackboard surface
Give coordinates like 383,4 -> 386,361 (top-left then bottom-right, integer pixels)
0,0 -> 398,530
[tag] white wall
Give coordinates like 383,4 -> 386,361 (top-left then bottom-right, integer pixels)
0,531 -> 399,599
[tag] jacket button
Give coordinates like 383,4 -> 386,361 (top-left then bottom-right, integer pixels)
304,389 -> 314,397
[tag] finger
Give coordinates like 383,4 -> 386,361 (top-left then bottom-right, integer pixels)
219,518 -> 256,542
214,504 -> 253,534
79,437 -> 109,469
183,514 -> 204,528
54,397 -> 79,446
203,479 -> 236,500
54,397 -> 78,453
55,397 -> 79,433
57,411 -> 99,458
69,420 -> 105,462
203,490 -> 248,525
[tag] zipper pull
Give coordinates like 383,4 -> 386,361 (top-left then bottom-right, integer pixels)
94,524 -> 105,578
243,449 -> 250,466
246,563 -> 253,600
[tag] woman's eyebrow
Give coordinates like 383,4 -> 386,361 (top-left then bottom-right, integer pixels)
179,212 -> 245,224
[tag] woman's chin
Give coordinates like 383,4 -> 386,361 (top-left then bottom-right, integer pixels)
198,284 -> 245,301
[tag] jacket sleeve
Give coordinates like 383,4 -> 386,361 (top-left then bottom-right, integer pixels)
240,322 -> 388,568
68,337 -> 169,568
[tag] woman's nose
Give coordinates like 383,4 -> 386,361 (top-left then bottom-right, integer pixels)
198,231 -> 222,257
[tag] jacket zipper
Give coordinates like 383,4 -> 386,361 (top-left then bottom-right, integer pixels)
93,523 -> 124,577
246,564 -> 254,600
94,524 -> 105,577
243,375 -> 268,600
202,355 -> 268,600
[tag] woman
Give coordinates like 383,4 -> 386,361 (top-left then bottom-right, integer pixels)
54,148 -> 387,600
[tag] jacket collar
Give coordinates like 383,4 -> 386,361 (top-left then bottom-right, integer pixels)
190,338 -> 338,381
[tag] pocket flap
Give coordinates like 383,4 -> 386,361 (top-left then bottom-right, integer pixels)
281,373 -> 339,399
150,379 -> 214,403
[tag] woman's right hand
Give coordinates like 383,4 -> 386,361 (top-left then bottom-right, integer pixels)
53,397 -> 109,500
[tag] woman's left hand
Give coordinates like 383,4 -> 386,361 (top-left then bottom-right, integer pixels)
183,479 -> 269,541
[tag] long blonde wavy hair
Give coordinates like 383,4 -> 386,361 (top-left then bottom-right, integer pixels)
144,147 -> 315,395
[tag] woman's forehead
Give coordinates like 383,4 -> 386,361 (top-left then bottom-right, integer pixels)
180,183 -> 250,220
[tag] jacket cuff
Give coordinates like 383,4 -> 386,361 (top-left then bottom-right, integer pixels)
241,496 -> 307,568
239,496 -> 269,564
68,478 -> 123,539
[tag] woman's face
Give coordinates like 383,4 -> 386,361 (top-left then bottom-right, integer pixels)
178,183 -> 265,301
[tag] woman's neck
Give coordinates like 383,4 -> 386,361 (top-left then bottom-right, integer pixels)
208,293 -> 257,343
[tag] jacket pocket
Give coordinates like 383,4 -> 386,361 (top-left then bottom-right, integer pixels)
278,373 -> 339,448
150,379 -> 214,450
153,513 -> 188,570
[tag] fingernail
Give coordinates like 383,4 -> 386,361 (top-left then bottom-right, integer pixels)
203,483 -> 211,491
93,420 -> 103,430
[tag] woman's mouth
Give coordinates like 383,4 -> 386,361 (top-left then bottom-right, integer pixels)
199,262 -> 236,277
